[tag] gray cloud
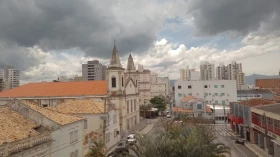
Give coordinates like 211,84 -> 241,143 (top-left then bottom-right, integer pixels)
0,0 -> 164,58
188,0 -> 280,36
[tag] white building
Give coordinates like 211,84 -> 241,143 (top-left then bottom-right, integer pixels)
180,66 -> 200,81
151,84 -> 166,97
236,72 -> 245,90
216,64 -> 228,80
0,66 -> 20,90
82,60 -> 106,81
150,72 -> 158,84
207,104 -> 230,122
200,62 -> 215,80
157,77 -> 170,96
175,80 -> 237,107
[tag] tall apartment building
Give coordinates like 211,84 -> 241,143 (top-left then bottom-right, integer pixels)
216,64 -> 228,80
180,66 -> 200,81
82,60 -> 106,81
0,66 -> 20,90
200,62 -> 215,80
236,72 -> 245,90
227,61 -> 242,80
151,72 -> 158,84
0,78 -> 3,92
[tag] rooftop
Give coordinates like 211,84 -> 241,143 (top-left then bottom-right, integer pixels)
22,100 -> 84,125
48,99 -> 105,114
0,81 -> 108,98
0,106 -> 39,145
181,96 -> 196,103
173,107 -> 193,113
254,103 -> 280,114
238,99 -> 276,107
237,89 -> 273,94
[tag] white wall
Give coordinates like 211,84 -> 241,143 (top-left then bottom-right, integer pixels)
51,121 -> 84,157
175,80 -> 237,107
151,84 -> 166,97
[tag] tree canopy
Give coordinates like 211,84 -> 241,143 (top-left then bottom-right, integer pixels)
150,96 -> 166,111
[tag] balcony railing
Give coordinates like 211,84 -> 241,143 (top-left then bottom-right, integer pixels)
0,132 -> 51,157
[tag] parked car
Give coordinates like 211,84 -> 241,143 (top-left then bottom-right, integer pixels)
126,134 -> 137,143
167,114 -> 171,118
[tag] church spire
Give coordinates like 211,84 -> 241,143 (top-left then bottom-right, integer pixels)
127,53 -> 136,71
109,40 -> 122,68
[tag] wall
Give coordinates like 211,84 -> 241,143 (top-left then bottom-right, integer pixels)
175,80 -> 237,107
256,79 -> 280,89
151,84 -> 166,97
51,122 -> 84,157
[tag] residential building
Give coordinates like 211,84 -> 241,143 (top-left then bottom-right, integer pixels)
57,75 -> 83,82
150,72 -> 158,84
0,66 -> 20,90
0,78 -> 3,92
48,99 -> 120,154
151,84 -> 166,97
227,61 -> 242,80
173,96 -> 213,119
180,66 -> 200,81
256,78 -> 280,94
200,62 -> 215,80
216,64 -> 228,80
0,99 -> 85,157
240,84 -> 258,90
175,80 -> 237,107
237,89 -> 274,101
157,77 -> 170,96
251,103 -> 280,156
82,60 -> 106,81
229,99 -> 276,142
137,65 -> 152,105
236,72 -> 245,90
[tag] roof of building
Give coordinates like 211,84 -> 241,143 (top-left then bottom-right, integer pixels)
206,106 -> 212,113
48,99 -> 105,114
238,99 -> 276,107
0,106 -> 39,145
22,101 -> 84,125
237,89 -> 273,94
173,107 -> 193,113
253,103 -> 280,114
0,81 -> 108,98
181,96 -> 196,103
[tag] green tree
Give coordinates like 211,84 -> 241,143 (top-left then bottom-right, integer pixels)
150,96 -> 166,111
85,141 -> 105,157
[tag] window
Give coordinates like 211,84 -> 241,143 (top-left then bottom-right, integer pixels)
178,93 -> 182,97
204,93 -> 208,96
127,101 -> 129,114
215,93 -> 218,96
221,93 -> 225,96
70,130 -> 78,143
188,85 -> 192,89
188,93 -> 192,96
221,85 -> 224,88
209,93 -> 211,95
198,113 -> 202,117
113,114 -> 117,124
112,77 -> 116,88
214,85 -> 218,88
42,104 -> 48,107
84,119 -> 88,129
204,85 -> 208,88
122,77 -> 124,87
178,85 -> 181,89
197,104 -> 202,110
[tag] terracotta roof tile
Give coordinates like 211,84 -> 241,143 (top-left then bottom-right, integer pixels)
0,106 -> 39,145
173,107 -> 193,113
206,106 -> 212,113
0,81 -> 108,98
239,99 -> 276,107
181,96 -> 196,103
48,99 -> 105,114
22,101 -> 83,125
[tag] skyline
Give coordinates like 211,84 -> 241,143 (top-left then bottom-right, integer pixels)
0,0 -> 280,84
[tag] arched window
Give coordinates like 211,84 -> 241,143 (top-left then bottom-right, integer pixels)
112,76 -> 116,88
122,77 -> 124,87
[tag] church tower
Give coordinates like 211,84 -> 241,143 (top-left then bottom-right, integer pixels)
107,41 -> 125,96
126,54 -> 136,72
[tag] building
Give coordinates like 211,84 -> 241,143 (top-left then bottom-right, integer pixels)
175,80 -> 237,107
237,89 -> 274,101
200,62 -> 215,80
57,75 -> 83,82
240,84 -> 258,90
0,78 -> 3,92
157,77 -> 170,96
227,61 -> 242,80
48,99 -> 120,154
216,64 -> 228,80
0,99 -> 85,157
180,66 -> 200,81
82,60 -> 106,81
150,72 -> 158,84
208,104 -> 230,122
0,66 -> 20,90
150,84 -> 166,97
256,78 -> 280,94
229,99 -> 276,142
137,65 -> 152,105
251,103 -> 280,156
236,72 -> 245,90
173,96 -> 213,119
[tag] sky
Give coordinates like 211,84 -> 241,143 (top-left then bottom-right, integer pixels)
0,0 -> 280,84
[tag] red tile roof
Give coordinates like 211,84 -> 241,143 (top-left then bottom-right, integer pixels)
173,107 -> 193,113
239,99 -> 276,107
206,106 -> 212,113
0,81 -> 108,98
181,96 -> 196,102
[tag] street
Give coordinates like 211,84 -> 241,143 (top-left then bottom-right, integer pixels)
214,124 -> 257,157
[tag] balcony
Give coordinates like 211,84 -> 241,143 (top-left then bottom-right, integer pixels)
0,132 -> 51,157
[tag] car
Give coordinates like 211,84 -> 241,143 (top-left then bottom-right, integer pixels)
167,114 -> 171,118
166,111 -> 170,113
126,134 -> 137,143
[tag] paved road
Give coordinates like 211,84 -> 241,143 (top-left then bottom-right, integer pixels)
214,124 -> 257,157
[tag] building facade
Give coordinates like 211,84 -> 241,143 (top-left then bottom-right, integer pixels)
200,62 -> 215,80
256,78 -> 280,94
0,78 -> 3,92
0,66 -> 20,90
216,64 -> 228,80
236,72 -> 245,90
175,80 -> 237,107
82,60 -> 106,81
180,66 -> 200,81
237,89 -> 274,101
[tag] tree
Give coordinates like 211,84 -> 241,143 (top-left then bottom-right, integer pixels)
150,96 -> 166,111
85,141 -> 105,157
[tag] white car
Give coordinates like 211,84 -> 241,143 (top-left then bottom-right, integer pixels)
126,134 -> 137,143
167,114 -> 171,118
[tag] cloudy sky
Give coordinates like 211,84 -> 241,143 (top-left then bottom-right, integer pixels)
1,0 -> 280,84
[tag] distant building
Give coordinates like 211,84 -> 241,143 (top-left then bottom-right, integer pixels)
255,78 -> 280,94
216,64 -> 228,80
200,62 -> 215,80
0,66 -> 20,90
0,78 -> 3,92
237,89 -> 274,101
175,80 -> 237,107
82,60 -> 106,81
236,72 -> 245,90
57,75 -> 83,82
180,66 -> 200,81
